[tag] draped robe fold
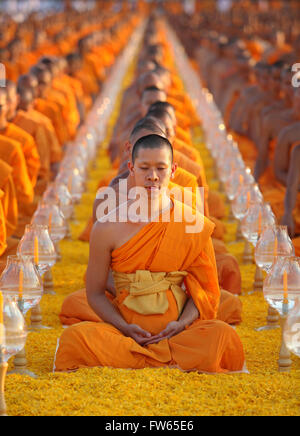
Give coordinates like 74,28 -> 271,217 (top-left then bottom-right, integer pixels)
0,159 -> 18,237
0,134 -> 34,207
2,122 -> 41,187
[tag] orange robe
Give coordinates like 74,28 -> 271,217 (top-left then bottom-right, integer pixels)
55,203 -> 244,373
35,98 -> 70,145
13,110 -> 52,182
52,77 -> 80,138
62,74 -> 92,113
293,237 -> 300,257
215,253 -> 241,295
0,135 -> 34,207
0,159 -> 18,236
208,190 -> 226,220
172,137 -> 201,163
0,189 -> 7,256
173,150 -> 206,188
175,125 -> 193,145
74,69 -> 99,96
2,122 -> 41,187
27,109 -> 62,164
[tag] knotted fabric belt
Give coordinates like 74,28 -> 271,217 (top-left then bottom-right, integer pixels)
112,270 -> 188,315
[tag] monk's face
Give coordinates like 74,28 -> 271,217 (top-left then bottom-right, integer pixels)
38,71 -> 51,95
6,86 -> 19,119
0,91 -> 8,122
129,146 -> 176,198
140,90 -> 167,117
19,90 -> 34,111
28,76 -> 39,98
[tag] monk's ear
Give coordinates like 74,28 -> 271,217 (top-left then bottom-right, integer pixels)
170,162 -> 177,179
128,160 -> 135,176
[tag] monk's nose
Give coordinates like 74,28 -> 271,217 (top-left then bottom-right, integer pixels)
147,170 -> 159,181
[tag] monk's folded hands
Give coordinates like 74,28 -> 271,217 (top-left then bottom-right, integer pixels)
142,320 -> 184,346
122,323 -> 152,346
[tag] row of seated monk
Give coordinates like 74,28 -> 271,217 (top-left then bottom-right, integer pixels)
0,10 -> 142,262
168,11 -> 300,257
54,16 -> 245,374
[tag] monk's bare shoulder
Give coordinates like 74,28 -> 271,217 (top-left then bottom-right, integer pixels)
90,219 -> 120,253
277,121 -> 300,145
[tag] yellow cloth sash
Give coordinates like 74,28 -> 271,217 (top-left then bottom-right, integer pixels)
112,270 -> 188,316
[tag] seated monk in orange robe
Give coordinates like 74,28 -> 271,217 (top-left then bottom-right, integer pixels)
66,52 -> 99,101
54,135 -> 244,373
3,83 -> 41,187
0,159 -> 18,237
39,57 -> 80,139
16,74 -> 62,169
83,126 -> 241,302
77,36 -> 102,92
65,52 -> 93,114
31,65 -> 71,145
0,89 -> 34,209
0,134 -> 34,208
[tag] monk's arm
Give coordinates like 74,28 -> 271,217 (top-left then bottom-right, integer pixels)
254,116 -> 273,180
177,297 -> 199,327
86,222 -> 125,328
86,222 -> 152,343
281,145 -> 300,237
273,125 -> 295,186
230,96 -> 251,134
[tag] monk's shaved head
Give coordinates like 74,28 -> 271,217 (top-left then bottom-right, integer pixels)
147,107 -> 175,140
132,134 -> 173,164
5,80 -> 19,120
137,72 -> 164,96
39,56 -> 59,76
17,74 -> 38,92
18,88 -> 34,111
148,101 -> 176,124
130,117 -> 167,146
31,65 -> 52,82
137,59 -> 157,75
141,87 -> 167,117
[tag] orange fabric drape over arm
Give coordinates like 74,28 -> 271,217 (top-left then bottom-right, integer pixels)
0,159 -> 18,237
0,189 -> 7,256
35,98 -> 70,145
0,135 -> 34,207
4,123 -> 41,187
